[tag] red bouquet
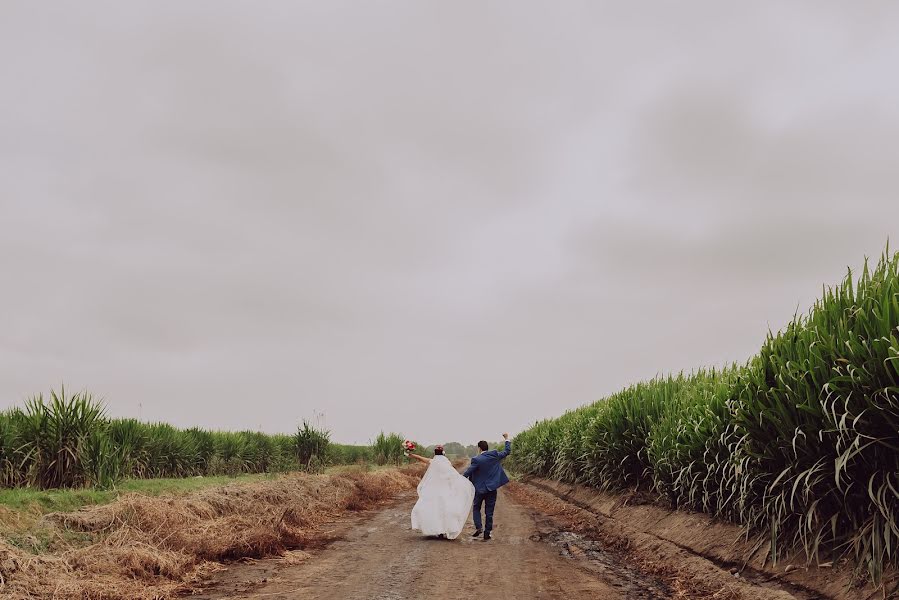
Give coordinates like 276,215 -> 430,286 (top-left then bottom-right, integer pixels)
402,440 -> 415,456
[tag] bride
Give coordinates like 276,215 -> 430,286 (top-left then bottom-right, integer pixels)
406,445 -> 475,539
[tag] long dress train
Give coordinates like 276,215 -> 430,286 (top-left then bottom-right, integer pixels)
411,455 -> 475,539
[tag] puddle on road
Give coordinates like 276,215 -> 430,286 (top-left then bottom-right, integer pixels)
536,529 -> 672,600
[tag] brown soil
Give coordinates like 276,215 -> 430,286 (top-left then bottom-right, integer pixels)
188,484 -> 809,600
506,482 -> 798,600
190,488 -> 642,599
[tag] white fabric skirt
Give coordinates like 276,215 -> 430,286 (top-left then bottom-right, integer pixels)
411,455 -> 475,539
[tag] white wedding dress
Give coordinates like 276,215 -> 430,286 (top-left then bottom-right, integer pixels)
411,455 -> 475,539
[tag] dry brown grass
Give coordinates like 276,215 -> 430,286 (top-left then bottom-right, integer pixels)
0,465 -> 424,599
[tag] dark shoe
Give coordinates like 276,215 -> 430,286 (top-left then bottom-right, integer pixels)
471,530 -> 483,538
483,532 -> 492,541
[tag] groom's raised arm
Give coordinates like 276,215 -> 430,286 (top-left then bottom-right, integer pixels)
496,439 -> 512,459
496,433 -> 512,459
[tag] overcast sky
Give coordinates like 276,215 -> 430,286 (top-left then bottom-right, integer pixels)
2,2 -> 898,444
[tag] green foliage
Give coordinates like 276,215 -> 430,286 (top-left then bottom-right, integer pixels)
430,442 -> 465,458
0,393 -> 375,489
330,443 -> 372,465
511,247 -> 899,584
371,432 -> 405,465
0,408 -> 29,487
15,388 -> 107,489
294,421 -> 331,468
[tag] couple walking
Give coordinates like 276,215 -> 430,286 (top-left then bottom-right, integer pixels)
407,433 -> 511,541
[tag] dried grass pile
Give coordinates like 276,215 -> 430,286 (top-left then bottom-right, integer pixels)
0,466 -> 424,599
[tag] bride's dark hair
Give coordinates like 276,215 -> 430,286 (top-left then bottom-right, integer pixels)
433,445 -> 444,456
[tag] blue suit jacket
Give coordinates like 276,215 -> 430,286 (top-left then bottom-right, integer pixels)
463,440 -> 512,493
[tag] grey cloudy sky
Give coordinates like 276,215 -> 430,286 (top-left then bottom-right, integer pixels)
2,2 -> 898,444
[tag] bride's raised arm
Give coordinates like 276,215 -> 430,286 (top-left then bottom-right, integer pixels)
406,453 -> 431,465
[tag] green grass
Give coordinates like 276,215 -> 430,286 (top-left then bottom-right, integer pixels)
510,246 -> 899,584
0,473 -> 277,555
0,463 -> 402,523
0,473 -> 272,515
0,487 -> 114,514
0,465 -> 408,555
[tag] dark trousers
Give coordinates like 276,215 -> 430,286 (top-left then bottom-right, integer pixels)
472,489 -> 498,533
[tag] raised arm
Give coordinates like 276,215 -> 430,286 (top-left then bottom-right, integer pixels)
407,453 -> 431,465
497,433 -> 512,459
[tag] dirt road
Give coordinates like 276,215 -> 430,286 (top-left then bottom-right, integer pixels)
193,488 -> 670,599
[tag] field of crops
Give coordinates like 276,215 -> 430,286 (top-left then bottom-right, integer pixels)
510,248 -> 899,583
0,390 -> 398,490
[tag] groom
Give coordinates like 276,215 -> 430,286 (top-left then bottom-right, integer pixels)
463,433 -> 511,541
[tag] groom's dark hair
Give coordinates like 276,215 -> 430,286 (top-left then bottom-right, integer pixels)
477,440 -> 488,452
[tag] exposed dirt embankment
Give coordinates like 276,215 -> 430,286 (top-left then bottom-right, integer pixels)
0,466 -> 424,600
517,477 -> 895,600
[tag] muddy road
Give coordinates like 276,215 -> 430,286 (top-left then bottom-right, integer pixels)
193,488 -> 659,599
191,483 -> 804,600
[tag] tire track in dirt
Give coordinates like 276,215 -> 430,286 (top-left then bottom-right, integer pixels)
506,481 -> 805,600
